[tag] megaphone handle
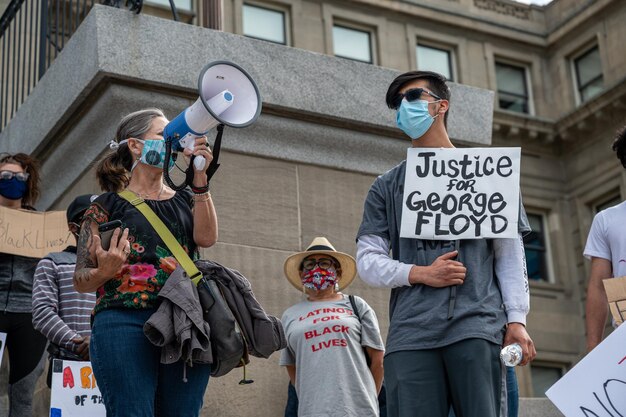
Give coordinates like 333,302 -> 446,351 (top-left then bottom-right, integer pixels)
206,124 -> 224,181
193,155 -> 206,171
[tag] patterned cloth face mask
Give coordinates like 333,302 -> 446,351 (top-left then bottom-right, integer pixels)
137,139 -> 176,171
112,138 -> 176,171
301,267 -> 338,291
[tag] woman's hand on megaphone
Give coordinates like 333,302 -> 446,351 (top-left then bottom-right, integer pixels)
182,135 -> 213,173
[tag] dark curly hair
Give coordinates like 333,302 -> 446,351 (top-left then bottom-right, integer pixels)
613,125 -> 626,169
0,153 -> 41,208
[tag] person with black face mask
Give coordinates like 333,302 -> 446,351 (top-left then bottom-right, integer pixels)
0,152 -> 48,417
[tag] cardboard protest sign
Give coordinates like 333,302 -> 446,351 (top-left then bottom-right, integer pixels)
49,359 -> 105,417
0,332 -> 6,367
546,323 -> 626,416
603,276 -> 626,326
400,147 -> 521,240
0,206 -> 72,258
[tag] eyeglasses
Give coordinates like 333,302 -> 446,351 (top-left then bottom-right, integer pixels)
301,257 -> 337,271
392,88 -> 442,109
0,171 -> 29,182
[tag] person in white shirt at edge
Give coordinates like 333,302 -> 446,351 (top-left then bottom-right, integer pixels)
355,70 -> 536,417
280,237 -> 385,417
584,125 -> 626,352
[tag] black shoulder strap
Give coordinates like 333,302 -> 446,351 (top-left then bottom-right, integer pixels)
348,294 -> 361,322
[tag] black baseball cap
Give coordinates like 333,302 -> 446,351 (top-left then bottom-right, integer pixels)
66,194 -> 98,224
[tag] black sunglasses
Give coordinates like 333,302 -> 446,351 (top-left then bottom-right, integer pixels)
393,88 -> 442,109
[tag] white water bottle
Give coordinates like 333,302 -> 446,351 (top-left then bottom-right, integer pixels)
500,343 -> 523,367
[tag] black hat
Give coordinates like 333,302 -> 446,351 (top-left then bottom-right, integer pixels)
66,194 -> 98,224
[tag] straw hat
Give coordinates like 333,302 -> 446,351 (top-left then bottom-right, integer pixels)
283,237 -> 357,291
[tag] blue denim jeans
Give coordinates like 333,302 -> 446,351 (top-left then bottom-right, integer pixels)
90,308 -> 211,417
506,366 -> 519,417
285,382 -> 298,417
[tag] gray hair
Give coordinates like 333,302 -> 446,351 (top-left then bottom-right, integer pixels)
115,108 -> 165,142
96,108 -> 166,192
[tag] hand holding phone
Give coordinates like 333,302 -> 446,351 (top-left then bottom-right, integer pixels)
98,220 -> 123,251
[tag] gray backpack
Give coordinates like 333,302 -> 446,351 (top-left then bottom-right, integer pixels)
195,260 -> 287,379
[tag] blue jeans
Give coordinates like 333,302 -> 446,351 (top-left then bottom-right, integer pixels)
506,366 -> 519,417
285,382 -> 298,417
90,308 -> 210,417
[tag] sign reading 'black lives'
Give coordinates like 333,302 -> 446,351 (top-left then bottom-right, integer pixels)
400,147 -> 521,240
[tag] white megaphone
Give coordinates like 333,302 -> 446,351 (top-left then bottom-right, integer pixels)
162,61 -> 262,189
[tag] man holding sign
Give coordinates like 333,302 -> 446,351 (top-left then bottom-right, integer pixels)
356,71 -> 536,417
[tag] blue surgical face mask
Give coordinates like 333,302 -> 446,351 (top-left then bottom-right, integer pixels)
396,98 -> 441,140
134,139 -> 176,171
0,178 -> 28,200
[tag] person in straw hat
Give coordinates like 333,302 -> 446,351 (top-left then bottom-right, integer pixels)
279,237 -> 385,417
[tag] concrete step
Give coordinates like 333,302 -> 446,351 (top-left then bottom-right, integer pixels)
519,398 -> 564,417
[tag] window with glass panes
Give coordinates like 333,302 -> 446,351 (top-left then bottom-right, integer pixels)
523,214 -> 549,281
243,4 -> 287,45
417,44 -> 453,81
530,365 -> 564,397
495,62 -> 530,114
574,46 -> 604,102
146,0 -> 192,10
332,25 -> 373,64
595,195 -> 621,213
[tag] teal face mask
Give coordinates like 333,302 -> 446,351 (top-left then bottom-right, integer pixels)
396,98 -> 440,140
137,139 -> 176,171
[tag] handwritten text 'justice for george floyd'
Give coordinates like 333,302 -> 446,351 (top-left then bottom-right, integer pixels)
405,152 -> 514,237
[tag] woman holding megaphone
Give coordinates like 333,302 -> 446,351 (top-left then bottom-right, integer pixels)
0,153 -> 47,417
74,108 -> 218,417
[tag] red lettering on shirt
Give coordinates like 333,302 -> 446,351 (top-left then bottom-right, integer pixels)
311,338 -> 348,352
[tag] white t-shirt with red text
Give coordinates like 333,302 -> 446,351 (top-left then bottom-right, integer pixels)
279,294 -> 384,417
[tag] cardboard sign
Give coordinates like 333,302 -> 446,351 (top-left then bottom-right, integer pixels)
49,359 -> 106,417
0,206 -> 72,258
0,332 -> 6,367
603,276 -> 626,326
400,147 -> 521,240
545,323 -> 626,416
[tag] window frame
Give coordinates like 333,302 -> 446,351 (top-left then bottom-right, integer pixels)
241,1 -> 290,46
415,41 -> 456,82
594,193 -> 621,214
331,22 -> 375,64
529,362 -> 567,397
494,60 -> 533,115
571,44 -> 604,104
523,212 -> 555,283
144,0 -> 193,11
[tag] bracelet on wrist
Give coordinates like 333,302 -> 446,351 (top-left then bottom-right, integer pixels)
193,193 -> 211,202
191,184 -> 209,194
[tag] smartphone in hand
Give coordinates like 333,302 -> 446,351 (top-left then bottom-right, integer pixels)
98,220 -> 123,251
